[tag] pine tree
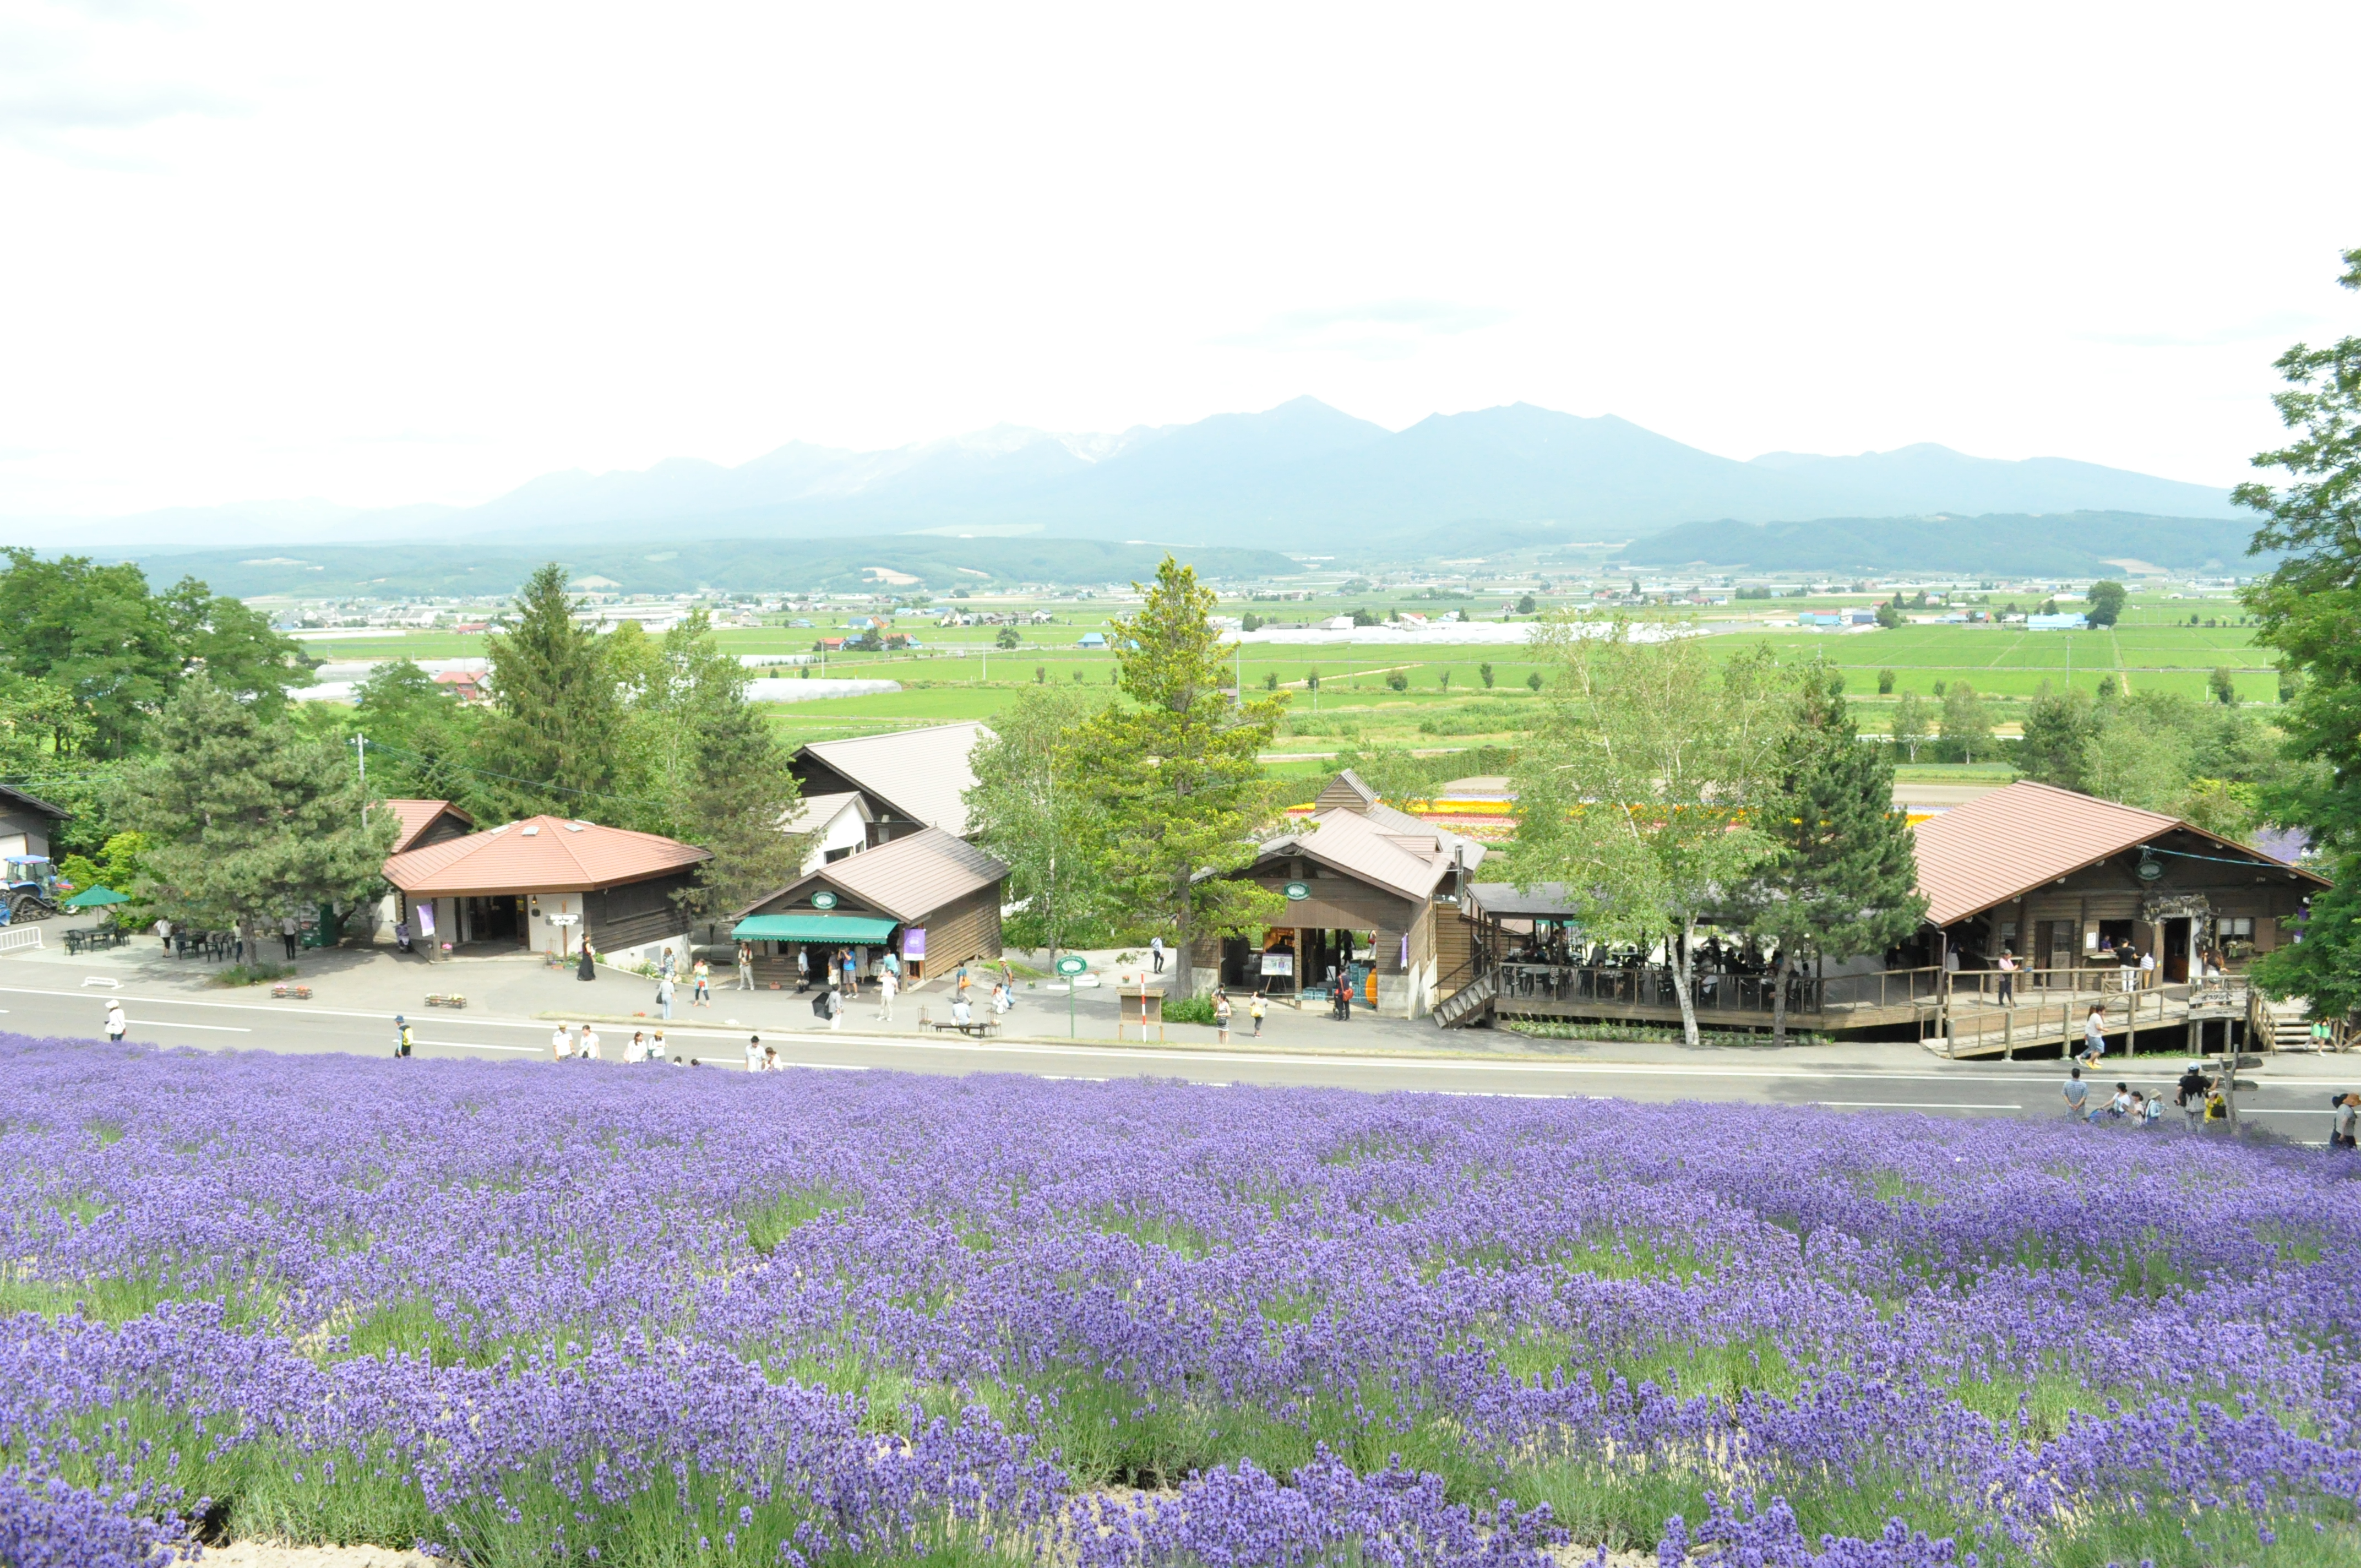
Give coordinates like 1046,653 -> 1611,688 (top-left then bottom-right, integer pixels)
121,676 -> 395,964
482,564 -> 622,816
659,613 -> 806,927
1071,557 -> 1287,994
1745,664 -> 1928,1042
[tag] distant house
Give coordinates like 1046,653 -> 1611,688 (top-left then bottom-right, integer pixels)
2027,613 -> 2088,631
433,670 -> 487,704
1075,631 -> 1108,649
1317,615 -> 1356,631
1797,612 -> 1843,627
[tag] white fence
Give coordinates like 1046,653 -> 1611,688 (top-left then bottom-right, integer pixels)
0,925 -> 45,955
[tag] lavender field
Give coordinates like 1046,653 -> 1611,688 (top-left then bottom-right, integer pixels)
1,1036 -> 2357,1568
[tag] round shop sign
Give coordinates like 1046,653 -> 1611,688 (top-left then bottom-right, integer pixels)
1283,880 -> 1310,901
811,890 -> 839,909
1056,954 -> 1089,977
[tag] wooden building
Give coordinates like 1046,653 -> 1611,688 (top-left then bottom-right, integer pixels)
380,815 -> 709,965
1199,770 -> 1486,1017
0,785 -> 68,862
732,826 -> 1006,984
789,722 -> 989,846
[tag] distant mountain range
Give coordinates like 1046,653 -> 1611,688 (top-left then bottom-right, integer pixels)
1625,511 -> 2270,577
17,399 -> 2241,560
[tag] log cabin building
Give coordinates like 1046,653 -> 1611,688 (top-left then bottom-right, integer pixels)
732,825 -> 1006,986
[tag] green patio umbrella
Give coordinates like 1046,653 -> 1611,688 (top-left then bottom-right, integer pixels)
61,885 -> 130,910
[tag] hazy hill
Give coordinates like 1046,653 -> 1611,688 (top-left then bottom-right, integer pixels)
13,399 -> 2238,556
1623,511 -> 2269,576
118,537 -> 1303,600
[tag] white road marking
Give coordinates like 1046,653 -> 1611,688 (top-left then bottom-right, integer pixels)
134,1020 -> 249,1032
417,1039 -> 543,1054
1813,1101 -> 2022,1110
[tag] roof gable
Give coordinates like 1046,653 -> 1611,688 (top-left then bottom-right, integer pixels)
741,825 -> 1008,923
797,722 -> 991,836
383,815 -> 709,895
1912,780 -> 2323,925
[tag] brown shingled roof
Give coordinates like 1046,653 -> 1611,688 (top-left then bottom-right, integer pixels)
382,798 -> 474,854
383,815 -> 708,896
1911,780 -> 2322,926
739,826 -> 1007,923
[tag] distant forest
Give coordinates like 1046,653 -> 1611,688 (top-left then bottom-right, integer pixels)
1622,511 -> 2270,576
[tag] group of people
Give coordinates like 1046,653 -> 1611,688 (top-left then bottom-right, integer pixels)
542,1022 -> 697,1063
1206,988 -> 1271,1038
2060,1067 -> 2173,1126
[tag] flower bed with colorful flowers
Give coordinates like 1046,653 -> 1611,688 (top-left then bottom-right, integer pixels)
1,1035 -> 2355,1567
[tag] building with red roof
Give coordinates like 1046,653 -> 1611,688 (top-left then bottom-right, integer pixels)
381,815 -> 710,965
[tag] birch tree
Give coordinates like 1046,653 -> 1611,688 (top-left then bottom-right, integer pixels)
1510,618 -> 1790,1045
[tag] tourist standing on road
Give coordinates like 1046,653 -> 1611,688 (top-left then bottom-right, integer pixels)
104,999 -> 127,1042
2081,1005 -> 2107,1066
744,1035 -> 763,1072
1995,949 -> 2016,1006
763,1044 -> 778,1071
692,957 -> 712,1006
656,972 -> 674,1020
2176,1065 -> 2208,1131
1249,991 -> 1266,1038
2333,1092 -> 2359,1150
825,986 -> 843,1031
651,1029 -> 666,1058
877,967 -> 898,1021
154,916 -> 172,953
2063,1066 -> 2090,1121
840,949 -> 857,995
661,947 -> 677,980
1150,935 -> 1165,974
627,1030 -> 646,1063
1214,989 -> 1232,1043
551,1025 -> 572,1060
280,912 -> 300,961
796,946 -> 809,992
393,1014 -> 413,1058
579,1025 -> 601,1060
736,942 -> 754,990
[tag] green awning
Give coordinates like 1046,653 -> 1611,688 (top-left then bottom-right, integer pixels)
733,913 -> 900,943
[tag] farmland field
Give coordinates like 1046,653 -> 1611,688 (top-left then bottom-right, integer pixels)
3,1038 -> 2357,1567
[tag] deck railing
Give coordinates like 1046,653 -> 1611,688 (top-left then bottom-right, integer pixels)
1492,962 -> 1941,1015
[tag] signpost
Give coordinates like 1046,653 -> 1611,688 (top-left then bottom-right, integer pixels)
1057,953 -> 1088,1037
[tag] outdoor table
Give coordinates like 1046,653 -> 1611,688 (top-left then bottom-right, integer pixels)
64,927 -> 94,955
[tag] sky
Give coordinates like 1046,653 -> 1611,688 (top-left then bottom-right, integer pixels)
3,0 -> 2358,521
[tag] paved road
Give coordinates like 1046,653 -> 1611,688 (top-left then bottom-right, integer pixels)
8,978 -> 2355,1136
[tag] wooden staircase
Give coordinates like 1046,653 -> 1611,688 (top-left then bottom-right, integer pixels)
1433,968 -> 1499,1029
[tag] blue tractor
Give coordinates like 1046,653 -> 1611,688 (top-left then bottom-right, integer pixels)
1,857 -> 66,924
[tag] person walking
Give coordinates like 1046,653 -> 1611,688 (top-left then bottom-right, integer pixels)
736,942 -> 754,990
104,999 -> 127,1042
796,946 -> 810,993
393,1014 -> 414,1058
1248,991 -> 1266,1038
1995,949 -> 2016,1007
2176,1065 -> 2209,1131
877,967 -> 898,1022
825,985 -> 843,1032
280,912 -> 300,961
660,947 -> 677,981
577,942 -> 596,981
656,972 -> 675,1021
2080,1005 -> 2107,1066
692,957 -> 712,1007
155,915 -> 172,954
1150,935 -> 1165,974
2062,1066 -> 2090,1122
1214,989 -> 1232,1043
2332,1092 -> 2359,1150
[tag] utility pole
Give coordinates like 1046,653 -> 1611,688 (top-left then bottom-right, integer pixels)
353,733 -> 368,826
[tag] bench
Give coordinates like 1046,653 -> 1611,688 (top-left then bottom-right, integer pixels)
923,1016 -> 998,1038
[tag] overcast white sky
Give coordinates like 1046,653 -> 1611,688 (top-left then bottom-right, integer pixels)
3,0 -> 2357,518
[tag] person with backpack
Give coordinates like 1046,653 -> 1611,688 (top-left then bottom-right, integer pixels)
2331,1092 -> 2358,1150
393,1014 -> 414,1058
1248,991 -> 1266,1038
655,971 -> 675,1020
2175,1065 -> 2209,1132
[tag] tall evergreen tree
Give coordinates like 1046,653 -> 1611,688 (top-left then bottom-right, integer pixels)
2237,247 -> 2361,1018
1072,557 -> 1287,994
660,613 -> 807,927
481,564 -> 622,816
1745,663 -> 1927,1042
119,677 -> 395,963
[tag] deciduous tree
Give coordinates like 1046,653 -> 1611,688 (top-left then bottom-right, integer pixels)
964,686 -> 1111,967
1511,619 -> 1791,1046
